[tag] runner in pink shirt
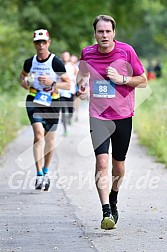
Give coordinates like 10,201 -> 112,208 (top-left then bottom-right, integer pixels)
77,15 -> 147,230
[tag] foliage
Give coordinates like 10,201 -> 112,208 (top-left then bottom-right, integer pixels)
0,90 -> 29,155
109,0 -> 167,57
17,0 -> 112,53
0,0 -> 167,159
0,23 -> 34,92
15,0 -> 167,56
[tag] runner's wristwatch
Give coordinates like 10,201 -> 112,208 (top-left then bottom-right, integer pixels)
123,76 -> 127,84
51,81 -> 57,88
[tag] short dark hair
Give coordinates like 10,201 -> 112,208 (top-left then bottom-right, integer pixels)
93,15 -> 116,31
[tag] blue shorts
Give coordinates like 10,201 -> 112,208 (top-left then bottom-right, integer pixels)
90,117 -> 132,161
26,95 -> 60,132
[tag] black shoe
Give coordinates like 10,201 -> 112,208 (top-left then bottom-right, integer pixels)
110,202 -> 118,224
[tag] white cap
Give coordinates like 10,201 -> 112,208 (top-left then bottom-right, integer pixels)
33,29 -> 49,41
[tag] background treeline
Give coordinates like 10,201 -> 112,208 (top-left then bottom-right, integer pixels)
0,0 -> 167,92
0,0 -> 167,166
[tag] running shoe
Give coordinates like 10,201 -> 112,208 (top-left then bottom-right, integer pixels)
43,174 -> 50,191
35,176 -> 44,190
101,215 -> 116,230
63,131 -> 68,137
110,202 -> 119,224
68,116 -> 72,125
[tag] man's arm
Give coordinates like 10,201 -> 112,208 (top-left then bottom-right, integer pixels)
106,67 -> 148,88
53,73 -> 71,90
20,69 -> 29,90
76,70 -> 90,99
20,57 -> 33,89
125,73 -> 147,88
51,56 -> 71,91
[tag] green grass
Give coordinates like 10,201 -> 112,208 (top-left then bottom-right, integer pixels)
134,77 -> 167,167
0,90 -> 29,155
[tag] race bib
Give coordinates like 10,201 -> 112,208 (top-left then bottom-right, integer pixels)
92,80 -> 116,98
33,91 -> 52,106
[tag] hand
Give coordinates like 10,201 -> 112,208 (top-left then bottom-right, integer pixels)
38,74 -> 52,86
77,85 -> 88,100
20,76 -> 29,89
24,73 -> 35,88
106,67 -> 123,85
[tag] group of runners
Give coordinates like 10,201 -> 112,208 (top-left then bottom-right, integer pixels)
20,15 -> 147,230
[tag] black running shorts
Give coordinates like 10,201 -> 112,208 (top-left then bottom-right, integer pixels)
26,95 -> 60,132
90,117 -> 132,161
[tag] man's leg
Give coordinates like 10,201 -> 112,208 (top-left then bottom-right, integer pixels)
32,122 -> 45,189
44,130 -> 55,168
60,97 -> 68,136
109,117 -> 132,223
112,158 -> 125,192
41,130 -> 56,191
32,122 -> 45,173
95,153 -> 116,229
109,158 -> 125,224
95,153 -> 109,205
67,95 -> 74,125
90,117 -> 116,229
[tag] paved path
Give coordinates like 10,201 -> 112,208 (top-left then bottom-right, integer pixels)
0,101 -> 166,252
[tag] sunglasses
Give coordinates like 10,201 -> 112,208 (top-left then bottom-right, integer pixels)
34,40 -> 48,45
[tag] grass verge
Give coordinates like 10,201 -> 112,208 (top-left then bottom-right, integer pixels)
134,77 -> 167,167
0,90 -> 29,155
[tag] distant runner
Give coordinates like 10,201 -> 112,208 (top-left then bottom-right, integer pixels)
20,29 -> 70,190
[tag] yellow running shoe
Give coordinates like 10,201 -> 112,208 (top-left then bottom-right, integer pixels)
101,215 -> 116,230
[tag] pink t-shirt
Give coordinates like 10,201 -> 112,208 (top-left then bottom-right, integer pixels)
79,40 -> 145,120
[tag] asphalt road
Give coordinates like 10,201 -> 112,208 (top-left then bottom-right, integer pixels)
0,101 -> 166,252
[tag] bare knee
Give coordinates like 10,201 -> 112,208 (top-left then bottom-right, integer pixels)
95,154 -> 109,179
96,154 -> 108,168
32,123 -> 44,143
34,130 -> 44,143
45,131 -> 55,146
112,158 -> 125,176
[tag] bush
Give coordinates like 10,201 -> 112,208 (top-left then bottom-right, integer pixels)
0,90 -> 29,155
0,22 -> 34,92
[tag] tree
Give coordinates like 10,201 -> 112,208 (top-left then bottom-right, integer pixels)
0,0 -> 167,92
